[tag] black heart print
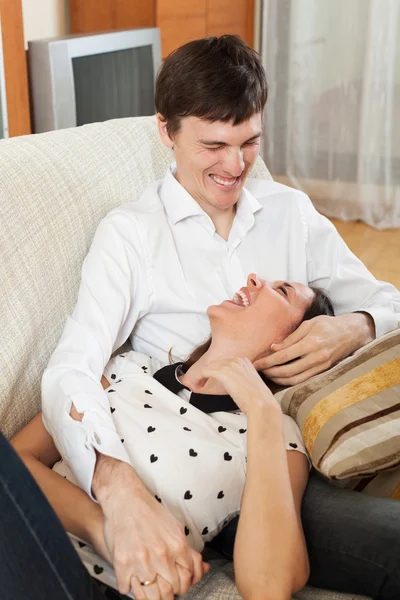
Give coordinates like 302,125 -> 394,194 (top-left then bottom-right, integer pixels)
180,407 -> 187,415
224,452 -> 232,461
147,426 -> 156,433
189,449 -> 198,457
150,454 -> 158,463
217,491 -> 224,499
184,491 -> 193,500
218,426 -> 227,433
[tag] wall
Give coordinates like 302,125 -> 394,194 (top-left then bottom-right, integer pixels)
21,0 -> 68,47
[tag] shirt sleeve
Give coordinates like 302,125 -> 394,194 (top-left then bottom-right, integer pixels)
300,194 -> 400,337
41,208 -> 150,499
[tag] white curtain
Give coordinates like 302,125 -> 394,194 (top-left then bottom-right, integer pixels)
259,0 -> 400,229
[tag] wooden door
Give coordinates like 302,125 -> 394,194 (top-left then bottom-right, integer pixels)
70,0 -> 155,34
156,0 -> 207,59
0,0 -> 31,137
206,0 -> 254,47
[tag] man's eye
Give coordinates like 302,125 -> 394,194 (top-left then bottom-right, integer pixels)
208,146 -> 221,151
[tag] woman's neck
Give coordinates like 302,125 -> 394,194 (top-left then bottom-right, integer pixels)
180,341 -> 258,395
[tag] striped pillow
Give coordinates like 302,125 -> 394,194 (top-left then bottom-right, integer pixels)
343,466 -> 400,500
278,328 -> 400,480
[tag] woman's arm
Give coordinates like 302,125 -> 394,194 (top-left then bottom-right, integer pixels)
199,358 -> 309,600
11,413 -> 109,561
234,406 -> 309,600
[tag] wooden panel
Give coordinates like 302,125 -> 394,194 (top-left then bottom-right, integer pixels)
157,0 -> 207,58
0,0 -> 30,136
206,0 -> 254,47
70,0 -> 155,34
114,0 -> 155,29
70,0 -> 114,34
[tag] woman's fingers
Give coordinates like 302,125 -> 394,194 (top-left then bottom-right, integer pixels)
175,562 -> 194,595
130,575 -> 161,600
154,575 -> 175,600
190,549 -> 206,586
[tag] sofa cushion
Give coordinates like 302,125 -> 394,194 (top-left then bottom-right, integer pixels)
278,328 -> 400,482
0,116 -> 270,438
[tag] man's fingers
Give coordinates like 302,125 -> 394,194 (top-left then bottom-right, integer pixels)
255,341 -> 307,371
262,352 -> 319,379
271,321 -> 310,350
267,362 -> 331,386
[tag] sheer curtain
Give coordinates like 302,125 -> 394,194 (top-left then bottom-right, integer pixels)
259,0 -> 400,229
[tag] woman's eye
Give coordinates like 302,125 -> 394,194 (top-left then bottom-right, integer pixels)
278,285 -> 288,296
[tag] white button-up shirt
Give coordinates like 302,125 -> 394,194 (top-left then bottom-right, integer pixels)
42,165 -> 400,497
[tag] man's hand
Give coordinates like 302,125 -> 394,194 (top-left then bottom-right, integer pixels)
254,313 -> 375,386
92,455 -> 209,599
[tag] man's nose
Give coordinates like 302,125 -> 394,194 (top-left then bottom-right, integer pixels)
223,149 -> 245,177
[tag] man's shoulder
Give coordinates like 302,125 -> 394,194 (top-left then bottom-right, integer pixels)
245,178 -> 310,206
103,180 -> 166,225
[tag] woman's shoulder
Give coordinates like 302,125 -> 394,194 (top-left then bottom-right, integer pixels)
104,350 -> 165,381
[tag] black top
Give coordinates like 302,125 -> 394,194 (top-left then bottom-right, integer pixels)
153,363 -> 240,414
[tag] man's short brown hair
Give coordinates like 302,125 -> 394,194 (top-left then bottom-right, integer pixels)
155,35 -> 267,136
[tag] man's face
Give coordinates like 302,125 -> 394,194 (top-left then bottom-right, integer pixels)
161,114 -> 262,217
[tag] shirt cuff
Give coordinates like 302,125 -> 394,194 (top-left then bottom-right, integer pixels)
60,406 -> 132,501
356,307 -> 400,339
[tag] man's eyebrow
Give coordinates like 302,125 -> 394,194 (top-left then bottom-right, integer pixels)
197,132 -> 262,146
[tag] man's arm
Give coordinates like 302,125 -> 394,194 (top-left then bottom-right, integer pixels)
41,209 -> 149,496
41,210 -> 205,595
255,194 -> 400,385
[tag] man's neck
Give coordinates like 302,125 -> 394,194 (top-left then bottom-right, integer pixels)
212,209 -> 236,241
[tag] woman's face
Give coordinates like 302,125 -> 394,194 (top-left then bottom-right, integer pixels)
207,273 -> 315,360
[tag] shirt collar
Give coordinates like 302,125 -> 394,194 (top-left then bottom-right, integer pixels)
160,163 -> 263,226
153,362 -> 240,414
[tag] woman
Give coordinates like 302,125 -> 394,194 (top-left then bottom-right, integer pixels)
11,274 -> 333,600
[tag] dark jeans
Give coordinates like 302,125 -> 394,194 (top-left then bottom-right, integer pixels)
0,432 -> 126,600
210,470 -> 400,600
2,432 -> 399,600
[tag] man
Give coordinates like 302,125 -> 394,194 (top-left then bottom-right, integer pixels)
42,36 -> 400,599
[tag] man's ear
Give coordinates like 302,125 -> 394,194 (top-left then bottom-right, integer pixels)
156,113 -> 174,149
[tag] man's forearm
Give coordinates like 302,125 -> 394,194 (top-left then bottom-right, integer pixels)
341,311 -> 375,351
92,452 -> 146,506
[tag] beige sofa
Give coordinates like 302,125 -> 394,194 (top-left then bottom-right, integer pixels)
0,116 -> 370,600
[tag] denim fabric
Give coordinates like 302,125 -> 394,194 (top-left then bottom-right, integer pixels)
0,432 -> 120,600
210,470 -> 400,600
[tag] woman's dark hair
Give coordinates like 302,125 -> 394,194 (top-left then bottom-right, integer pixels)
304,287 -> 335,321
181,287 -> 334,370
155,35 -> 268,137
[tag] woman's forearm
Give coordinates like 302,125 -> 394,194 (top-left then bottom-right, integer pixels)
234,405 -> 308,600
18,451 -> 109,561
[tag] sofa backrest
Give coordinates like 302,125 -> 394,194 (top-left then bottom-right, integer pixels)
0,116 -> 271,438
